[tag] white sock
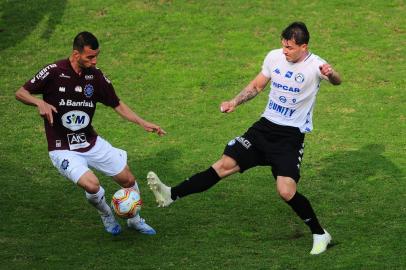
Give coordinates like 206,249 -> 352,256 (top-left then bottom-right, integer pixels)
128,213 -> 141,223
85,186 -> 112,216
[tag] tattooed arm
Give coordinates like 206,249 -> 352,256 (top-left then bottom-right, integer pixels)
220,72 -> 270,113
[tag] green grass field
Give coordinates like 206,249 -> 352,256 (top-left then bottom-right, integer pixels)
1,0 -> 405,269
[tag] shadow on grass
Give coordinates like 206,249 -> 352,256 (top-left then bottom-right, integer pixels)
318,143 -> 401,181
0,0 -> 67,51
129,147 -> 185,183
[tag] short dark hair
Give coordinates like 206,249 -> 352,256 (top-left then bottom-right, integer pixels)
281,22 -> 310,45
73,31 -> 99,52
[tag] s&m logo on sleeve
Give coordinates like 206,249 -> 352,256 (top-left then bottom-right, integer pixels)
84,84 -> 94,98
61,110 -> 90,131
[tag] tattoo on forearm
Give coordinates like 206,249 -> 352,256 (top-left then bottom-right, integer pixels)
233,87 -> 258,106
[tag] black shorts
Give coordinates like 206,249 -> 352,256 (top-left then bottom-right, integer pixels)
223,117 -> 305,182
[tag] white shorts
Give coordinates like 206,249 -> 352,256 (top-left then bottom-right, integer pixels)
49,136 -> 127,184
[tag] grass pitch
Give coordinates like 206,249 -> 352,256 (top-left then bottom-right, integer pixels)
0,0 -> 405,269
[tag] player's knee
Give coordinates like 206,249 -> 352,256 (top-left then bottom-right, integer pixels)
212,157 -> 238,178
276,176 -> 296,201
277,182 -> 295,201
82,181 -> 100,194
277,188 -> 295,201
122,175 -> 135,188
78,171 -> 100,194
114,167 -> 136,188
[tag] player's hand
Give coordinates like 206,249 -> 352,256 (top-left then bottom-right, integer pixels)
319,64 -> 334,77
37,100 -> 57,126
142,121 -> 166,136
220,100 -> 236,113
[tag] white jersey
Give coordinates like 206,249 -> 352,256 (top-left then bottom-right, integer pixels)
261,48 -> 327,133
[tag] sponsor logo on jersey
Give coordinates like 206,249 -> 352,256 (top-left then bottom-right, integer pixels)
272,81 -> 300,93
268,100 -> 296,117
85,75 -> 94,80
284,71 -> 293,78
59,99 -> 94,108
61,110 -> 90,131
56,140 -> 61,148
279,96 -> 287,103
75,86 -> 82,92
67,133 -> 90,150
35,64 -> 57,80
295,73 -> 305,83
59,73 -> 71,79
59,87 -> 66,92
84,84 -> 94,98
30,77 -> 36,83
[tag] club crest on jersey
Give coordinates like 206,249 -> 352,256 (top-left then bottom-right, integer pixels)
295,73 -> 305,83
84,84 -> 94,98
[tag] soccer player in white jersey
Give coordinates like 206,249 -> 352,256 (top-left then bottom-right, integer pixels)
147,22 -> 341,254
15,32 -> 166,236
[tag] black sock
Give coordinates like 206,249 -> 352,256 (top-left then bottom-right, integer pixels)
171,167 -> 221,200
286,192 -> 324,235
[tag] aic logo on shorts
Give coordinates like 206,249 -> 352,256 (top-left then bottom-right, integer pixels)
61,110 -> 90,131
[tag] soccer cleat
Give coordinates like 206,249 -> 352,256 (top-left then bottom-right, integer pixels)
100,213 -> 122,236
127,216 -> 156,235
310,229 -> 332,255
147,171 -> 174,207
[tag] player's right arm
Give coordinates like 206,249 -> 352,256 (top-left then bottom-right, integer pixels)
220,72 -> 270,113
15,87 -> 58,126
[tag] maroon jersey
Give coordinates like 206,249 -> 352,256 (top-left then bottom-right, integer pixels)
23,59 -> 120,152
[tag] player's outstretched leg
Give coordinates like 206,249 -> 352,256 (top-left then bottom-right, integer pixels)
127,214 -> 156,235
310,229 -> 332,255
147,171 -> 173,207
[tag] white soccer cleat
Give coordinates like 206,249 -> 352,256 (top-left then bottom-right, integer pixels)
147,171 -> 173,207
100,212 -> 122,236
127,216 -> 156,235
310,229 -> 332,255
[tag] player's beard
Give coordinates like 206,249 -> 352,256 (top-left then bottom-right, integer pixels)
78,59 -> 95,71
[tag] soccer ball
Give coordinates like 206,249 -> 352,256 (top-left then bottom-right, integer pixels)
111,188 -> 142,218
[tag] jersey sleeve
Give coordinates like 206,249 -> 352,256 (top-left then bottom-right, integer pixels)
96,71 -> 120,108
23,63 -> 57,94
261,51 -> 273,78
314,56 -> 328,80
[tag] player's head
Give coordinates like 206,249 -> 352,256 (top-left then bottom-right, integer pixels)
280,22 -> 310,63
72,31 -> 100,69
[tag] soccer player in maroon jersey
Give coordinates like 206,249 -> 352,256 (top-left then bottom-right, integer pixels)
15,31 -> 166,235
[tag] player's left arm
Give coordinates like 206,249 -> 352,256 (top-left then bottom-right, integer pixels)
319,63 -> 341,85
220,72 -> 270,113
114,101 -> 166,136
